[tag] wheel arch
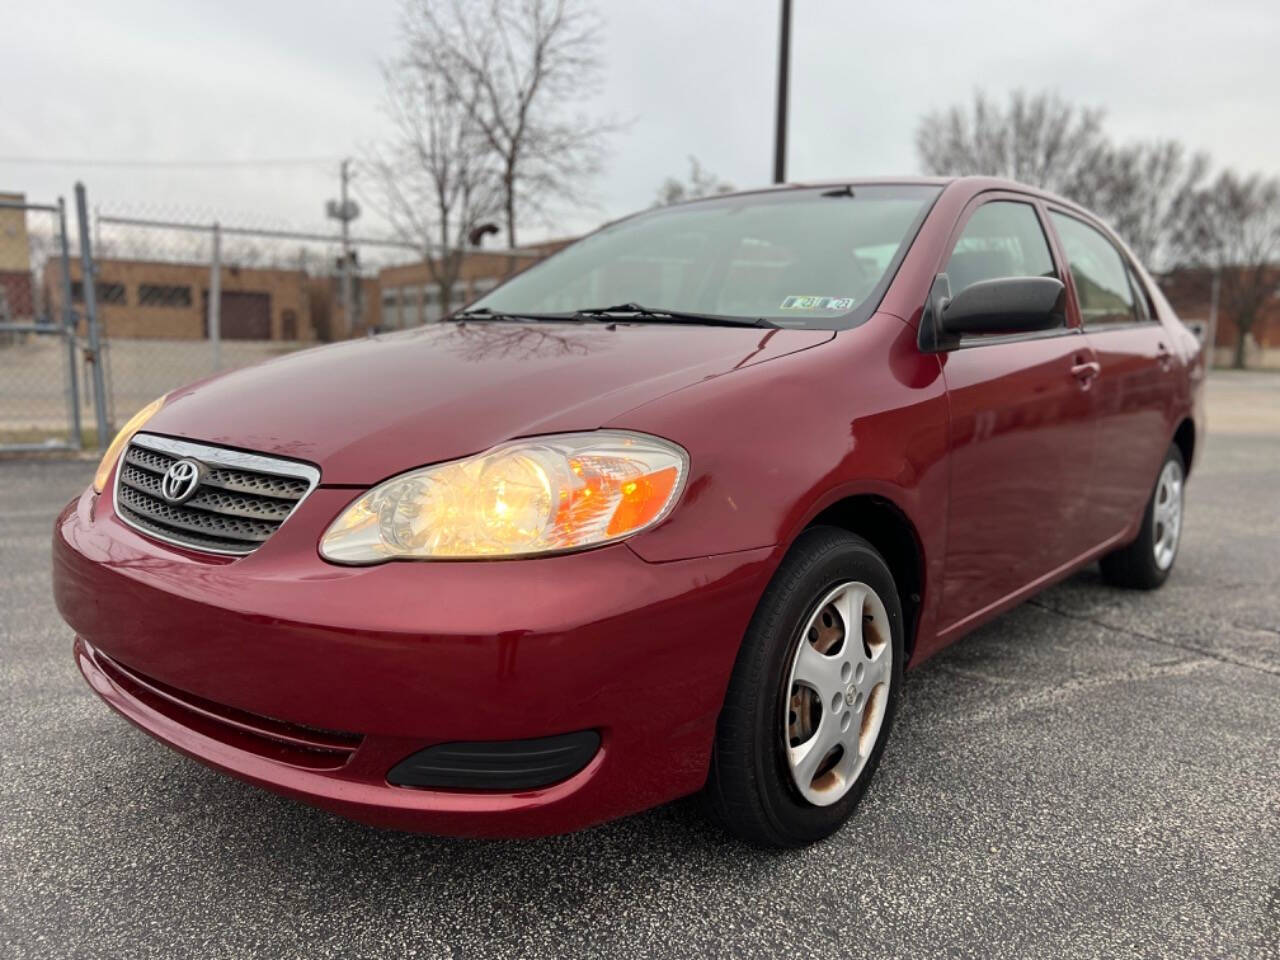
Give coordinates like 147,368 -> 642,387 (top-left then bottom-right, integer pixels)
804,494 -> 925,663
1173,417 -> 1195,478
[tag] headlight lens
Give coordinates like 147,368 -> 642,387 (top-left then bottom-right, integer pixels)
92,395 -> 167,493
320,431 -> 688,563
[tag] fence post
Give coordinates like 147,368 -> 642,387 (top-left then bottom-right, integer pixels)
75,182 -> 111,450
208,221 -> 222,372
56,197 -> 83,450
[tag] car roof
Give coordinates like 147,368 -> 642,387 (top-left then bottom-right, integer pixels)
676,175 -> 1089,217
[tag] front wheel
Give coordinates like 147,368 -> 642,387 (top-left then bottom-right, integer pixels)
1099,444 -> 1186,590
704,527 -> 904,848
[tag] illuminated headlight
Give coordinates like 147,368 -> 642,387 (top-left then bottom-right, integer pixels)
320,431 -> 688,563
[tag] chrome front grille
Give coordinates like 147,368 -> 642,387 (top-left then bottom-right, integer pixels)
113,434 -> 320,556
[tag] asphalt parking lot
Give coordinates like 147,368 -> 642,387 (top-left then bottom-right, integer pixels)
2,372 -> 1278,960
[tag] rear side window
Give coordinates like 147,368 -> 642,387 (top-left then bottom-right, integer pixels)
945,201 -> 1056,297
1049,212 -> 1139,327
1125,261 -> 1155,321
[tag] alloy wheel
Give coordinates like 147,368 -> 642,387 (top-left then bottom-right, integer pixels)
783,581 -> 892,807
1152,459 -> 1184,571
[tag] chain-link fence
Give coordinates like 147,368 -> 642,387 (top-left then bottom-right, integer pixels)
0,194 -> 87,451
82,204 -> 408,428
1,182 -> 565,452
82,199 -> 559,430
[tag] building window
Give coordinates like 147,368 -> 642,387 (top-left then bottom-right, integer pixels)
137,284 -> 193,307
71,281 -> 127,305
449,285 -> 469,314
423,284 -> 442,323
398,285 -> 421,325
381,287 -> 401,329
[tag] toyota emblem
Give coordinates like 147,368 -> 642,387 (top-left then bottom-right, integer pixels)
160,458 -> 203,504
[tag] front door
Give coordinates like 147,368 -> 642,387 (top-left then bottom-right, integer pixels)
935,196 -> 1099,634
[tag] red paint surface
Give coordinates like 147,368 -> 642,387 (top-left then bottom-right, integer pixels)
53,177 -> 1203,835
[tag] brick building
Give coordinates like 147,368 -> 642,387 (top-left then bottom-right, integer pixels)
0,192 -> 35,321
374,240 -> 573,331
1159,266 -> 1280,369
33,238 -> 575,343
46,258 -> 318,342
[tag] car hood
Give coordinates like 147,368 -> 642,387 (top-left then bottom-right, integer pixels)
146,321 -> 833,484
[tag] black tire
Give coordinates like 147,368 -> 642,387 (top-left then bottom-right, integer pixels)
1099,443 -> 1186,590
704,526 -> 905,848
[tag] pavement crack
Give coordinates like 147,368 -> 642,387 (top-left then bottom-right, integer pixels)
1028,599 -> 1280,679
1234,620 -> 1280,638
933,664 -> 1020,686
951,655 -> 1213,727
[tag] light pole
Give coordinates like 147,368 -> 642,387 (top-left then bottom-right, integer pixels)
326,159 -> 360,335
773,0 -> 792,184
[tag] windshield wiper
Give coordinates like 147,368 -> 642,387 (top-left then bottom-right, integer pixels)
452,307 -> 550,323
572,303 -> 776,328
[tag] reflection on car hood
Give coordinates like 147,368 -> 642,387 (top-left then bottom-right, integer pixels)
145,321 -> 834,484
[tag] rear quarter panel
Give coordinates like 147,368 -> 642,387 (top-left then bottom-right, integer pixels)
1146,273 -> 1207,472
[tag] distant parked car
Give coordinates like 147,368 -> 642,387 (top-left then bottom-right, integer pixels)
53,177 -> 1204,847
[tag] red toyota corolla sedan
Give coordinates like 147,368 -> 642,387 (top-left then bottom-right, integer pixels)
53,177 -> 1204,847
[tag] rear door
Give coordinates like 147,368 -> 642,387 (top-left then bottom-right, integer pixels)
1046,210 -> 1176,545
936,195 -> 1100,634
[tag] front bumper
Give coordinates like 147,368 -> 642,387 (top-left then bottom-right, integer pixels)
54,485 -> 775,836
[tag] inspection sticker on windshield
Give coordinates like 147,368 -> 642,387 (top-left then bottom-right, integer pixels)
780,295 -> 855,311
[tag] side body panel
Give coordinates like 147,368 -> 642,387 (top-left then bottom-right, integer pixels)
874,178 -> 1196,656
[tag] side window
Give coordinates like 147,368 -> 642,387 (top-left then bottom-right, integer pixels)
1125,262 -> 1155,322
945,201 -> 1056,297
1049,212 -> 1139,327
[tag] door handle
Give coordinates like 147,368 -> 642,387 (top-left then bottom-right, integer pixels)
1071,360 -> 1101,382
1156,342 -> 1175,371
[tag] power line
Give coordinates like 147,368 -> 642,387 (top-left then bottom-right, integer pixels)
0,155 -> 338,169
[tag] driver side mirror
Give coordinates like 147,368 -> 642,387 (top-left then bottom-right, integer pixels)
919,274 -> 1067,351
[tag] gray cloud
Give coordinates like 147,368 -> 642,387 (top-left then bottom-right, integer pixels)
3,0 -> 1276,239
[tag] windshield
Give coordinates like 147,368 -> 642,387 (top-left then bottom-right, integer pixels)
470,184 -> 941,329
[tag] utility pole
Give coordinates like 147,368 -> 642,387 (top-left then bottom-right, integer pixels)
773,0 -> 792,184
327,159 -> 360,335
339,159 -> 353,333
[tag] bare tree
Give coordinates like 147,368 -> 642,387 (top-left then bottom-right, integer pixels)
1086,141 -> 1210,270
1179,171 -> 1280,368
362,50 -> 501,316
916,90 -> 1212,271
220,237 -> 271,268
401,0 -> 614,247
916,90 -> 1110,198
654,156 -> 735,207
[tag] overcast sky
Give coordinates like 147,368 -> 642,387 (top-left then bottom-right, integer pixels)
4,0 -> 1278,241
